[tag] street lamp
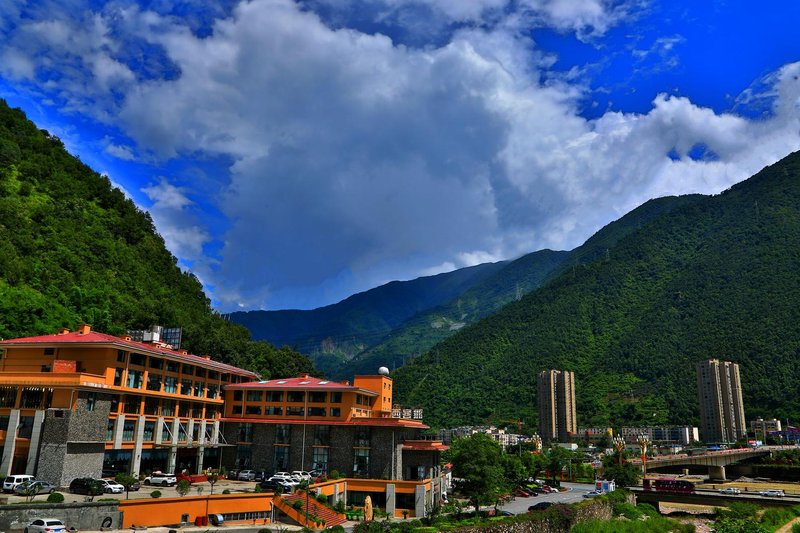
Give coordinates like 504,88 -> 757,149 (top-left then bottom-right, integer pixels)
612,435 -> 626,466
531,434 -> 542,453
637,434 -> 651,480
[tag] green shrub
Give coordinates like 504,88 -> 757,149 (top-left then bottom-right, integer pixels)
293,500 -> 304,510
326,526 -> 346,533
316,493 -> 328,504
333,499 -> 346,513
410,528 -> 437,533
46,492 -> 65,503
150,490 -> 161,498
613,502 -> 643,520
760,507 -> 800,529
791,522 -> 800,533
329,470 -> 342,479
222,489 -> 231,494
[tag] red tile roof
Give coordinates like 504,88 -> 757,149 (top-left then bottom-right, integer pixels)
225,376 -> 378,395
0,330 -> 257,377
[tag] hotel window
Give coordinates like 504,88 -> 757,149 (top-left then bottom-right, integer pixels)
117,350 -> 126,363
353,448 -> 370,477
308,391 -> 326,403
182,364 -> 195,376
124,396 -> 141,414
287,391 -> 305,403
354,426 -> 370,447
193,381 -> 203,397
221,373 -> 230,383
206,405 -> 218,419
0,386 -> 18,408
44,347 -> 55,356
330,392 -> 342,403
273,446 -> 289,471
149,357 -> 163,370
178,423 -> 187,441
308,407 -> 326,417
86,392 -> 97,412
192,403 -> 204,418
146,374 -> 162,392
233,390 -> 243,401
207,384 -> 218,399
143,420 -> 155,441
286,406 -> 304,416
246,390 -> 262,402
195,367 -> 206,378
166,361 -> 179,373
114,368 -> 123,387
107,419 -> 115,441
265,391 -> 283,402
232,405 -> 242,415
123,419 -> 135,441
265,406 -> 283,416
110,396 -> 120,413
239,422 -> 254,442
313,425 -> 330,446
164,376 -> 177,393
275,424 -> 290,444
330,407 -> 341,417
130,353 -> 146,366
245,405 -> 262,415
237,445 -> 253,469
181,378 -> 192,395
21,387 -> 52,409
161,399 -> 175,417
312,447 -> 329,473
126,370 -> 143,389
144,397 -> 160,415
208,370 -> 219,381
162,423 -> 171,442
179,402 -> 190,417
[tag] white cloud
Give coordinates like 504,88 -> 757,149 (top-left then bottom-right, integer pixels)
1,0 -> 800,311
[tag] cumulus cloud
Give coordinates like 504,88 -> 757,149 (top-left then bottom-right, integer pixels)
1,0 -> 799,311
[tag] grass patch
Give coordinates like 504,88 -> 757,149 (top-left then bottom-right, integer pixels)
572,516 -> 694,533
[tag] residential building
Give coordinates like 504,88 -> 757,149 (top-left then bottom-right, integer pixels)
537,369 -> 576,443
750,417 -> 782,441
696,359 -> 747,443
0,324 -> 257,485
576,427 -> 613,443
437,425 -> 524,450
620,426 -> 699,445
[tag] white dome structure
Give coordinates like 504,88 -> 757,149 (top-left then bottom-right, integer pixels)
378,366 -> 390,376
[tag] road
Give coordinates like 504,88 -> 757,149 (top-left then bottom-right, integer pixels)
498,482 -> 595,515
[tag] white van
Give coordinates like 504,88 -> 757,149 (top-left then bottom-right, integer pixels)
3,474 -> 35,492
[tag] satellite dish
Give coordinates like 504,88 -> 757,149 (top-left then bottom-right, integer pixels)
378,366 -> 390,376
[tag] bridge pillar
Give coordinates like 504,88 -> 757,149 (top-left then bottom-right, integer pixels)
708,465 -> 726,481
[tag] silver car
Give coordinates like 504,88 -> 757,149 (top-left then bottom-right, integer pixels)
25,519 -> 66,533
14,481 -> 58,495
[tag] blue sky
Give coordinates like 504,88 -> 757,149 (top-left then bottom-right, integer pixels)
1,0 -> 799,311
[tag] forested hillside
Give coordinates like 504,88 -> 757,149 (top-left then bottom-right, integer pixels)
393,152 -> 800,429
229,261 -> 507,374
0,100 -> 312,378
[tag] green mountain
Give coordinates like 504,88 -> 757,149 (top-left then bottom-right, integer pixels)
0,99 -> 313,378
392,152 -> 800,430
331,249 -> 569,379
228,261 -> 508,374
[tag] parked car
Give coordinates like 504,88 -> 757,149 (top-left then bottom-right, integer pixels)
237,470 -> 257,481
3,474 -> 35,493
541,485 -> 553,494
14,480 -> 58,495
143,472 -> 177,487
528,502 -> 553,512
254,471 -> 268,481
582,490 -> 604,498
25,518 -> 66,533
98,479 -> 125,494
69,478 -> 100,495
259,479 -> 294,493
226,469 -> 240,480
760,489 -> 785,497
291,470 -> 312,481
513,488 -> 531,497
719,487 -> 741,495
268,474 -> 298,487
495,510 -> 514,517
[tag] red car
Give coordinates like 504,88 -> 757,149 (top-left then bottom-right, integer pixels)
513,488 -> 531,497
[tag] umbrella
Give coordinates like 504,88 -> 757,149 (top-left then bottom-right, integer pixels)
364,495 -> 373,521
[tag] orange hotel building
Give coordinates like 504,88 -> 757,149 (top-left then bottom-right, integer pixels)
0,325 -> 447,515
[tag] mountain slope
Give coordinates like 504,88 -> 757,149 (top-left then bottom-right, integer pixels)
0,99 -> 313,378
332,249 -> 569,378
228,261 -> 507,373
334,194 -> 699,379
392,152 -> 800,429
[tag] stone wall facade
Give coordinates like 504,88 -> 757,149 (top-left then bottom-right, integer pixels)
0,501 -> 122,532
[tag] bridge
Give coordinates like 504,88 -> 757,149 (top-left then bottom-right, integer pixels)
632,487 -> 798,508
629,448 -> 772,480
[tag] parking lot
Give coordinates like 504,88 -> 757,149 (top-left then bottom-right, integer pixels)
2,478 -> 266,504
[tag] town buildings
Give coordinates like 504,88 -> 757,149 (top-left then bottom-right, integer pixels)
750,417 -> 782,442
437,425 -> 525,450
696,359 -> 747,443
620,426 -> 699,446
537,369 -> 576,443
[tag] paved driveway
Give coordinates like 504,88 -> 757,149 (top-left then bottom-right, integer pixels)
498,482 -> 596,515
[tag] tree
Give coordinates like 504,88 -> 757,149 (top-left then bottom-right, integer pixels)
448,433 -> 507,513
18,481 -> 38,503
115,472 -> 137,500
86,480 -> 104,502
600,453 -> 641,487
176,479 -> 191,497
207,470 -> 220,495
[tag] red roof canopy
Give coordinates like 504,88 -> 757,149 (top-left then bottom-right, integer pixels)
0,330 -> 256,377
225,375 -> 378,395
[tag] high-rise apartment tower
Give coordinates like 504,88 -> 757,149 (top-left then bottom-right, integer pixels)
538,369 -> 576,443
696,359 -> 747,443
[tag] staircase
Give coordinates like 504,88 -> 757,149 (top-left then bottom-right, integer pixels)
273,493 -> 347,528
